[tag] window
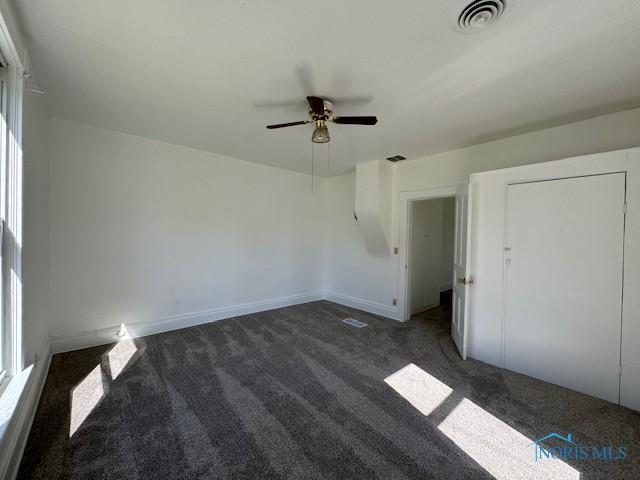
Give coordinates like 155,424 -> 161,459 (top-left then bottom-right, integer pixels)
0,65 -> 7,383
0,61 -> 23,385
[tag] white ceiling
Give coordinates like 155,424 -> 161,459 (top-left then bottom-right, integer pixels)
14,0 -> 640,176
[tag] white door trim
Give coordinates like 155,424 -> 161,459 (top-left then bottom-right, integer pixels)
499,171 -> 627,368
398,184 -> 464,322
500,172 -> 626,403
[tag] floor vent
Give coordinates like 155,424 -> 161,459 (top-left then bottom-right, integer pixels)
343,318 -> 368,328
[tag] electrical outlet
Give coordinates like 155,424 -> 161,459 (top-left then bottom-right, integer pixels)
392,298 -> 397,306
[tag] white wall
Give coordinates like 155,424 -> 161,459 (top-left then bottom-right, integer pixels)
42,106 -> 640,371
324,107 -> 640,320
410,199 -> 443,314
440,197 -> 455,291
468,149 -> 640,411
22,90 -> 50,365
378,160 -> 394,250
354,161 -> 391,256
48,118 -> 325,341
324,173 -> 396,316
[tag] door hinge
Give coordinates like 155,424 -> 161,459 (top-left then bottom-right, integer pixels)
623,203 -> 627,214
619,364 -> 623,376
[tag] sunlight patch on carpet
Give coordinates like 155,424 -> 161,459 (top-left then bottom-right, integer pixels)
107,339 -> 137,380
70,365 -> 106,437
384,363 -> 452,416
438,398 -> 580,480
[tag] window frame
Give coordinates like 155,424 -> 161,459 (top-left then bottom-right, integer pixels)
0,65 -> 6,383
0,61 -> 23,386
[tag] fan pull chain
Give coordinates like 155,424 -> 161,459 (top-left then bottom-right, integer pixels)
311,141 -> 315,195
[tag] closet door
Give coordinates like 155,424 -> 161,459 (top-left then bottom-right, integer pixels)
504,173 -> 625,403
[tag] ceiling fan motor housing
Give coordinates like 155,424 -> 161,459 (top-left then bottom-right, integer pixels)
309,100 -> 333,120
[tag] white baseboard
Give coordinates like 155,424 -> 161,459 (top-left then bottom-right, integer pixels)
0,343 -> 52,480
324,291 -> 401,321
51,291 -> 326,354
411,302 -> 440,315
50,290 -> 405,355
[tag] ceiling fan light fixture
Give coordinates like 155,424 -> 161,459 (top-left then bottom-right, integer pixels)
266,96 -> 377,144
312,123 -> 330,143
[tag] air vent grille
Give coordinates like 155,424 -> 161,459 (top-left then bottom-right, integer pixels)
386,155 -> 407,162
343,318 -> 368,328
457,0 -> 506,33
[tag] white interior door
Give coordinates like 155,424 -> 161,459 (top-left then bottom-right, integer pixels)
504,173 -> 625,403
452,185 -> 470,359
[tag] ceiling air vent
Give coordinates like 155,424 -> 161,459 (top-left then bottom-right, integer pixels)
456,0 -> 506,33
386,155 -> 407,162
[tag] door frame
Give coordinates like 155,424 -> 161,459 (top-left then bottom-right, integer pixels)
500,172 -> 627,402
398,184 -> 463,322
500,172 -> 627,365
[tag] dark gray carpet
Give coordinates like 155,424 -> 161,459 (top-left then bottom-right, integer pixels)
18,301 -> 640,479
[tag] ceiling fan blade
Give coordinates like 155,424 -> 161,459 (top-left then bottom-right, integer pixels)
328,95 -> 373,106
295,64 -> 315,95
307,96 -> 325,116
266,121 -> 311,129
332,116 -> 378,125
254,99 -> 306,109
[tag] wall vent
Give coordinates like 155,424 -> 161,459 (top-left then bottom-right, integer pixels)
386,155 -> 407,162
456,0 -> 506,33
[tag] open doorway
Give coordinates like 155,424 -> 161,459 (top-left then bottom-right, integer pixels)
398,184 -> 470,359
407,197 -> 456,320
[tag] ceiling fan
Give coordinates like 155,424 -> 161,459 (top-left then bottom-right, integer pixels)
266,96 -> 378,143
